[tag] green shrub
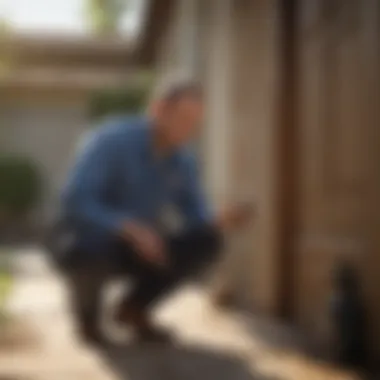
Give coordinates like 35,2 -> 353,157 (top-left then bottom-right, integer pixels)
0,253 -> 13,324
0,155 -> 42,216
89,74 -> 154,120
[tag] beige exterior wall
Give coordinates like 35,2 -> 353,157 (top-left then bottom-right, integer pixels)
0,90 -> 89,222
0,36 -> 131,226
224,0 -> 281,312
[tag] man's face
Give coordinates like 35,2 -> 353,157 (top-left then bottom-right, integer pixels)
154,96 -> 204,147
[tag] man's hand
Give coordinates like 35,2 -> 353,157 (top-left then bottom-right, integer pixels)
217,202 -> 256,232
120,221 -> 167,267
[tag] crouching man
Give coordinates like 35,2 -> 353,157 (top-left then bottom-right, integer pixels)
58,79 -> 252,345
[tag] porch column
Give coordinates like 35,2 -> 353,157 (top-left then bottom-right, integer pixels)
213,0 -> 282,313
155,0 -> 199,78
202,0 -> 233,207
362,0 -> 380,356
176,0 -> 199,76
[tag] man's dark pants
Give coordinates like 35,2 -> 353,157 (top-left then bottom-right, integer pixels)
55,225 -> 223,335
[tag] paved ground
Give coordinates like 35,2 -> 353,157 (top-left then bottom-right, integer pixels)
0,248 -> 360,380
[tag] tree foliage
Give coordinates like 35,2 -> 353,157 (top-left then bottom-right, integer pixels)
0,253 -> 13,325
85,0 -> 129,35
0,155 -> 42,216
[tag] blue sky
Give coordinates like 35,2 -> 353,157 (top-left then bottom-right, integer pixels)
0,0 -> 142,35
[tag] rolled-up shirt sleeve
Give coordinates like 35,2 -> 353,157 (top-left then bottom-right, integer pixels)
176,153 -> 213,228
62,130 -> 127,234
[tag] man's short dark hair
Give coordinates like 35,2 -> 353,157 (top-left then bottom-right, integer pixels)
151,77 -> 203,104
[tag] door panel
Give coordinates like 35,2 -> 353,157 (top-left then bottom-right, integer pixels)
294,0 -> 375,344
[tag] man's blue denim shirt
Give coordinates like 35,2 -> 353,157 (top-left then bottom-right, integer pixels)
61,116 -> 211,253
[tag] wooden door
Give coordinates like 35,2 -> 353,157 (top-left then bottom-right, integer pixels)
288,0 -> 379,346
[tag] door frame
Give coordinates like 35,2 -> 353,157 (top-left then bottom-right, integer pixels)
276,0 -> 300,320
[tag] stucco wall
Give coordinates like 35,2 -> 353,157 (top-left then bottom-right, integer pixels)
0,90 -> 89,222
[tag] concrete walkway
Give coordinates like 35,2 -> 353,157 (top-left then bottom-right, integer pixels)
0,248 -> 359,380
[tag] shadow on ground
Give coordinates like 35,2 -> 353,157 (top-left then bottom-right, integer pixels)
100,343 -> 281,380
